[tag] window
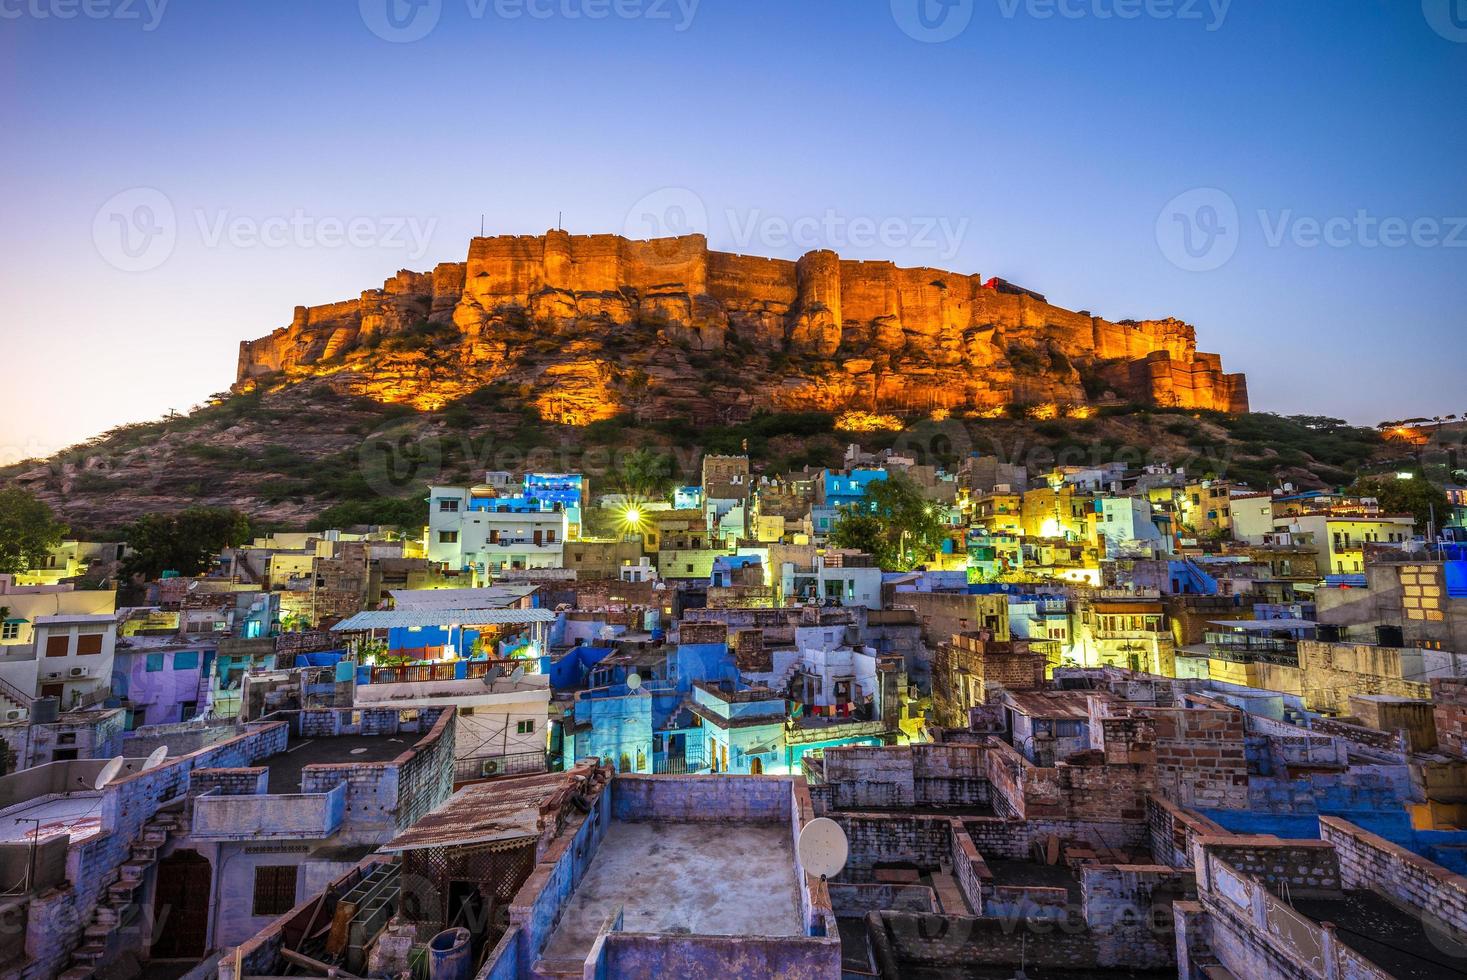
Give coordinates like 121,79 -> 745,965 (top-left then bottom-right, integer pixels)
76,633 -> 103,656
252,865 -> 299,916
45,635 -> 69,658
438,499 -> 460,512
438,531 -> 459,544
146,653 -> 165,672
516,719 -> 535,734
173,651 -> 200,670
1,622 -> 19,641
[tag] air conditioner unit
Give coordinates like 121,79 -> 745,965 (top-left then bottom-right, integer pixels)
68,667 -> 88,678
480,759 -> 501,777
4,709 -> 25,722
44,671 -> 62,680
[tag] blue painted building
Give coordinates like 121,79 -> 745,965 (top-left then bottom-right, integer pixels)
820,468 -> 888,510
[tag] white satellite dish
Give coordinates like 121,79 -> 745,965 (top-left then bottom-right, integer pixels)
142,746 -> 169,771
626,672 -> 642,691
94,756 -> 126,790
797,817 -> 849,881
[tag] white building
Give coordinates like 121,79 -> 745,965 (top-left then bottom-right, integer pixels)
427,485 -> 568,575
1097,496 -> 1170,556
0,576 -> 117,710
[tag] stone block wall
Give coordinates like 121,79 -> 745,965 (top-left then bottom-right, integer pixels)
190,766 -> 268,796
1320,815 -> 1467,934
610,773 -> 791,823
1433,677 -> 1467,757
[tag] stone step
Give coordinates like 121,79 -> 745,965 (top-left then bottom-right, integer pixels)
107,881 -> 139,902
72,943 -> 107,964
119,861 -> 149,882
129,845 -> 158,863
59,967 -> 94,980
83,923 -> 113,942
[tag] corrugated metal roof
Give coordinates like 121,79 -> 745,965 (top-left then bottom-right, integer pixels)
331,608 -> 557,631
389,586 -> 537,609
380,764 -> 609,852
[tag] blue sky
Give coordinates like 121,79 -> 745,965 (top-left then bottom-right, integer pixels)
2,0 -> 1464,457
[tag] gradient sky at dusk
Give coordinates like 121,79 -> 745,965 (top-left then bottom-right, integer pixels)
2,0 -> 1464,459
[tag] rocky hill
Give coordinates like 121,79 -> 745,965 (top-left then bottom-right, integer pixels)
4,232 -> 1401,533
235,230 -> 1249,422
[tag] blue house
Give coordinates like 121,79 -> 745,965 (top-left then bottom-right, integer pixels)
820,468 -> 888,510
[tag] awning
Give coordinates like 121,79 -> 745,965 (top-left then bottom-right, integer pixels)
1206,619 -> 1317,630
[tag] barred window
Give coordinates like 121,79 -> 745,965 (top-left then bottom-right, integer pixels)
252,864 -> 299,916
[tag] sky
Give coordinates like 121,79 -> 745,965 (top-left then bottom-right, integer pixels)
1,0 -> 1464,460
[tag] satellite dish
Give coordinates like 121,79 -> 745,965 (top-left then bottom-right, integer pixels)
94,756 -> 126,790
508,666 -> 525,684
797,817 -> 849,880
481,665 -> 503,685
142,746 -> 169,771
626,673 -> 642,691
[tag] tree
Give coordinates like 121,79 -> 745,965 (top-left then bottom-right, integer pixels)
828,475 -> 946,571
615,448 -> 675,499
121,507 -> 252,579
0,487 -> 68,575
1347,474 -> 1450,535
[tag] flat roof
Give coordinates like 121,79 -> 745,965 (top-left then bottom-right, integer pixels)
538,821 -> 803,969
332,608 -> 557,630
0,794 -> 105,844
265,734 -> 417,794
1293,890 -> 1467,979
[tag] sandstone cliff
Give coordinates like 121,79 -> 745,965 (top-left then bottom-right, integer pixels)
237,231 -> 1248,421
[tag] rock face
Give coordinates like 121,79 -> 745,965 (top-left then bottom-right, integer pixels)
236,230 -> 1248,418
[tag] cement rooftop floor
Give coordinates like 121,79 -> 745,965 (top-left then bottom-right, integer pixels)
539,821 -> 803,966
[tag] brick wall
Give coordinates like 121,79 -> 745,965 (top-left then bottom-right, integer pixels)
1146,796 -> 1227,869
190,766 -> 268,796
1433,677 -> 1467,757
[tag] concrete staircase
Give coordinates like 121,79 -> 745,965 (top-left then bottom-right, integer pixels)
59,806 -> 185,980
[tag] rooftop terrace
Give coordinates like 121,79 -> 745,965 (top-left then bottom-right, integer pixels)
538,820 -> 803,969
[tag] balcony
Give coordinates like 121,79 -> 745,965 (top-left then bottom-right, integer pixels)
190,782 -> 346,841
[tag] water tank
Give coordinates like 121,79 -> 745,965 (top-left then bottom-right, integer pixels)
31,697 -> 59,725
428,928 -> 472,980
